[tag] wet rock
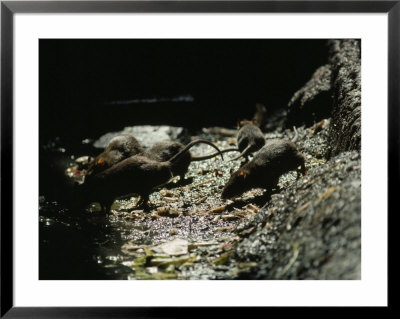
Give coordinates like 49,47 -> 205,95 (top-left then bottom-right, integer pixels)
233,151 -> 361,280
74,155 -> 94,170
326,39 -> 361,157
286,64 -> 333,127
93,125 -> 188,149
285,39 -> 361,159
152,238 -> 189,256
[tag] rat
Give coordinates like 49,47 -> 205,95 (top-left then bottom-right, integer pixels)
252,103 -> 267,128
221,127 -> 306,199
76,139 -> 223,213
86,134 -> 144,176
232,120 -> 266,162
144,141 -> 236,181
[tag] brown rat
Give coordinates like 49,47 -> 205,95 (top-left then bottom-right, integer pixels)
252,103 -> 267,127
86,134 -> 144,176
78,139 -> 223,213
232,120 -> 266,162
144,141 -> 236,180
221,137 -> 306,199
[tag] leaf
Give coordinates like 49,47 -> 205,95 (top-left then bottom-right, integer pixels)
214,251 -> 233,265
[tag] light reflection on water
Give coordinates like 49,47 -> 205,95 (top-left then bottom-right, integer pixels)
106,94 -> 194,105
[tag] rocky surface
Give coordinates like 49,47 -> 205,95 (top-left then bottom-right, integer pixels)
286,64 -> 333,128
327,39 -> 361,157
285,39 -> 361,159
233,151 -> 361,279
93,125 -> 188,149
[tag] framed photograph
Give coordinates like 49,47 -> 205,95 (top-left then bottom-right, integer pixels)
1,0 -> 395,316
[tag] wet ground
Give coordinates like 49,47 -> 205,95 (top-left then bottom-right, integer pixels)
39,117 -> 359,280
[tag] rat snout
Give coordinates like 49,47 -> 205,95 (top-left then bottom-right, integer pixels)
221,168 -> 251,199
221,185 -> 245,200
221,181 -> 241,199
221,187 -> 233,199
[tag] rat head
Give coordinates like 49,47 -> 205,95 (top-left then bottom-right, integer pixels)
221,168 -> 252,199
86,156 -> 107,175
86,150 -> 123,176
237,119 -> 254,128
239,117 -> 262,128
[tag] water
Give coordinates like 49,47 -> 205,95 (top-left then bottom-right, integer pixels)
39,129 -> 248,280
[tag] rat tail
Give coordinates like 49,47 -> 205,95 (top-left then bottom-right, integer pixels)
191,147 -> 239,161
291,126 -> 299,143
231,144 -> 253,161
168,139 -> 224,164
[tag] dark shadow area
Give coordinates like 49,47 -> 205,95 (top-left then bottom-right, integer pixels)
40,39 -> 328,145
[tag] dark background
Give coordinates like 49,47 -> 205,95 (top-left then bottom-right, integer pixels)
39,39 -> 328,146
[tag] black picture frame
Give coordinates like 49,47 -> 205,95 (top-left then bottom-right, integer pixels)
1,0 -> 395,317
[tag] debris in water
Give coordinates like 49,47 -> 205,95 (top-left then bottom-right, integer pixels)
209,205 -> 226,214
156,206 -> 180,217
195,197 -> 207,205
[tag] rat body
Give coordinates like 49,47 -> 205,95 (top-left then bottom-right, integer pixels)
86,135 -> 144,176
144,141 -> 191,180
145,141 -> 235,180
78,139 -> 223,213
232,120 -> 266,162
252,103 -> 267,127
221,138 -> 306,199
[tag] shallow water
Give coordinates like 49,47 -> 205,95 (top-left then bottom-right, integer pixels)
39,130 -> 245,279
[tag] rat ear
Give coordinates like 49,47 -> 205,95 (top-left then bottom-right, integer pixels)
97,158 -> 105,166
